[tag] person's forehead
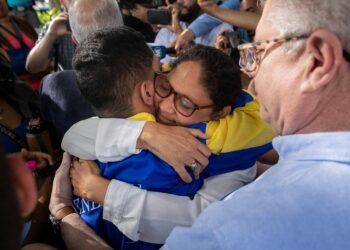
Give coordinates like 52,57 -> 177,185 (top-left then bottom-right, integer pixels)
168,61 -> 211,104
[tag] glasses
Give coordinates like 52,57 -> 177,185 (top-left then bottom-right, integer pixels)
238,34 -> 350,78
238,35 -> 309,77
153,72 -> 214,117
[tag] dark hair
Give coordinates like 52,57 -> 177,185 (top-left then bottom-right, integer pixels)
0,143 -> 21,250
73,27 -> 153,118
173,44 -> 242,114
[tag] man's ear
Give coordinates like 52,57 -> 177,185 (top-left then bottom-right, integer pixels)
211,106 -> 231,120
140,80 -> 155,106
9,160 -> 37,217
301,30 -> 343,93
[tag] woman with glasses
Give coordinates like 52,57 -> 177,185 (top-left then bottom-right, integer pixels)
62,44 -> 277,249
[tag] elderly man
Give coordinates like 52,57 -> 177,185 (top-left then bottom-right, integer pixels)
39,0 -> 123,145
162,0 -> 350,249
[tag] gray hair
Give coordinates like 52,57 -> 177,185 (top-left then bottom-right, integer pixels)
261,0 -> 350,52
69,0 -> 124,43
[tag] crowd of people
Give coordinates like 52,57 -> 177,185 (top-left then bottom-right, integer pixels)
1,0 -> 350,249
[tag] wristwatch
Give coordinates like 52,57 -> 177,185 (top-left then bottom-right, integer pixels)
49,206 -> 76,235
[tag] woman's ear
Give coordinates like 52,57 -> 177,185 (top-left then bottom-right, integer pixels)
140,80 -> 155,107
211,106 -> 231,120
8,158 -> 37,217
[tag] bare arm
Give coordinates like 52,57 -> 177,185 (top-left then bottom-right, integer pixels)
49,153 -> 111,250
198,0 -> 260,31
26,13 -> 71,73
61,213 -> 112,250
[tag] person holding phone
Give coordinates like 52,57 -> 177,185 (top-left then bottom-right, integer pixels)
154,0 -> 232,62
25,0 -> 75,73
175,0 -> 261,52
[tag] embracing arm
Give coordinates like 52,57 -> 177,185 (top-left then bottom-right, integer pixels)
105,166 -> 256,243
62,117 -> 210,182
61,117 -> 146,161
70,160 -> 256,244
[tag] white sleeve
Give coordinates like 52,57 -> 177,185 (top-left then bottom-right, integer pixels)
61,117 -> 100,160
103,165 -> 257,244
61,117 -> 146,162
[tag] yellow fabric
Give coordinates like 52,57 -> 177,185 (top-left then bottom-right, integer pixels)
206,91 -> 276,154
127,93 -> 276,156
129,112 -> 156,122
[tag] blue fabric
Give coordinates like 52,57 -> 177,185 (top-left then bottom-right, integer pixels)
73,93 -> 273,250
7,0 -> 32,8
189,0 -> 240,37
40,70 -> 94,146
6,47 -> 29,75
163,132 -> 350,250
1,119 -> 28,153
20,220 -> 31,243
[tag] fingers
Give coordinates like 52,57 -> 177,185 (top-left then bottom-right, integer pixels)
173,164 -> 193,183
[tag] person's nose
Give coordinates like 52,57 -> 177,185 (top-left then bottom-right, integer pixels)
159,94 -> 176,116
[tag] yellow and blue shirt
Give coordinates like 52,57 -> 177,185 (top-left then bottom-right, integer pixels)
73,90 -> 276,250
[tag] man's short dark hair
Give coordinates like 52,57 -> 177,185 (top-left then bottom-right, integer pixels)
73,27 -> 153,118
173,44 -> 242,114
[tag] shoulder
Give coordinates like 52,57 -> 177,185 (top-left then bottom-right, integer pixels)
40,70 -> 77,95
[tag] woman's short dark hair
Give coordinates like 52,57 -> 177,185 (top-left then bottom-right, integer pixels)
173,44 -> 242,114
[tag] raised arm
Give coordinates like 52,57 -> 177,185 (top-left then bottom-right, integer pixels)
26,13 -> 71,73
175,0 -> 240,51
197,0 -> 261,31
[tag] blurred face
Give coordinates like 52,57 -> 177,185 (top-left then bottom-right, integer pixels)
177,0 -> 200,22
247,0 -> 309,135
154,61 -> 214,126
240,0 -> 259,13
0,0 -> 9,18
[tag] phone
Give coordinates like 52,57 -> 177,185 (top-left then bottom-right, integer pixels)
147,9 -> 171,25
224,31 -> 241,48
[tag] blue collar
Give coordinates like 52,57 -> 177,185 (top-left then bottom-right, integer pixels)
273,132 -> 350,163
